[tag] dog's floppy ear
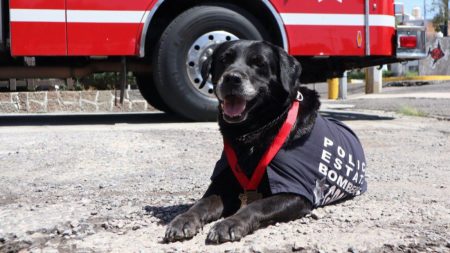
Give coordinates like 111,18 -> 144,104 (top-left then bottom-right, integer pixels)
273,45 -> 302,94
199,55 -> 213,89
200,42 -> 231,89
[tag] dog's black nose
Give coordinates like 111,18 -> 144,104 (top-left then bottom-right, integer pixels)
223,73 -> 242,86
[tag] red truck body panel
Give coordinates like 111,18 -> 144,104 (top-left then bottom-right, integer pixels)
10,0 -> 154,56
66,0 -> 153,56
271,0 -> 395,56
369,0 -> 395,56
10,0 -> 67,55
9,0 -> 396,57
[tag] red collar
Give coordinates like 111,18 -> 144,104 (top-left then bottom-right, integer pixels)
223,99 -> 300,191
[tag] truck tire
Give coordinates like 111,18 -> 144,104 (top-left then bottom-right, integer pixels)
135,74 -> 172,113
153,5 -> 266,121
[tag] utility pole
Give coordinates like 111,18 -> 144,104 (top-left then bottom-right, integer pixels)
445,0 -> 449,36
434,0 -> 449,36
440,0 -> 449,36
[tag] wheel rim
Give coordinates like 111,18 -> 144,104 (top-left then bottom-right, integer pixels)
186,31 -> 239,98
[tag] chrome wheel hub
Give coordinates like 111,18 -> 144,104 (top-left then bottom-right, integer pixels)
186,31 -> 239,97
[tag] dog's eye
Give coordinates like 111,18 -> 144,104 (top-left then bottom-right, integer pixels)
219,55 -> 227,63
249,55 -> 266,68
219,52 -> 234,64
256,61 -> 266,68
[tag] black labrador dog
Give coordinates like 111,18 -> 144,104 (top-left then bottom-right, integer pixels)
164,40 -> 367,244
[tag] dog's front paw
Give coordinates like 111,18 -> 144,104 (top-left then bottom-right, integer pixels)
164,213 -> 202,243
206,217 -> 250,244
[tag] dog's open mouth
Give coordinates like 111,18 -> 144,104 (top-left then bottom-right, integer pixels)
221,95 -> 247,123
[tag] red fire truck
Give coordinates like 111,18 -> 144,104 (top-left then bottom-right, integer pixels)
0,0 -> 426,121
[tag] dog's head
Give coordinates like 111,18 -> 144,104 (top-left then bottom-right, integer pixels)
201,40 -> 301,124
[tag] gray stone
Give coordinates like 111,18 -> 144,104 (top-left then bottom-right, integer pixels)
62,229 -> 72,236
28,101 -> 46,113
47,91 -> 59,101
97,91 -> 113,103
113,100 -> 131,112
127,90 -> 145,101
81,91 -> 98,102
97,102 -> 112,112
47,101 -> 62,112
81,101 -> 98,112
0,93 -> 11,103
131,101 -> 147,112
60,103 -> 81,112
116,221 -> 125,229
59,91 -> 81,103
292,243 -> 306,252
17,93 -> 28,112
70,220 -> 79,229
0,103 -> 18,113
28,92 -> 46,101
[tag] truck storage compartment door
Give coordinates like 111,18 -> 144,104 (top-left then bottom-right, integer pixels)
368,0 -> 396,56
272,0 -> 366,56
66,0 -> 152,56
9,0 -> 67,56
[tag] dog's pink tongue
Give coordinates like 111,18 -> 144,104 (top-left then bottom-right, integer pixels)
223,96 -> 246,117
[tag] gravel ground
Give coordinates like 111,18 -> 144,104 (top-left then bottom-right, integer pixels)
1,111 -> 450,253
330,97 -> 450,119
307,81 -> 450,119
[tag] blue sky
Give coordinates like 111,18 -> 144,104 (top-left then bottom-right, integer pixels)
403,0 -> 437,18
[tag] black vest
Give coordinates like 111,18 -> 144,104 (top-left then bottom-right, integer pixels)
212,115 -> 367,207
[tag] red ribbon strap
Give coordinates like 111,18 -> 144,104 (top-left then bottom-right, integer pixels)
224,100 -> 300,191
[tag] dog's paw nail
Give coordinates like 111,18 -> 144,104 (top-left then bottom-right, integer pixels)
230,231 -> 236,241
163,235 -> 171,243
164,230 -> 173,242
206,231 -> 219,244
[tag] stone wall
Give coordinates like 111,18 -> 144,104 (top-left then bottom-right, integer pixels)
0,90 -> 155,114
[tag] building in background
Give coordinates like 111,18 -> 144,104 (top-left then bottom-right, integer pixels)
412,7 -> 422,19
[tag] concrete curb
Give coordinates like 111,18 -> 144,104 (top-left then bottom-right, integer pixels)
383,75 -> 450,82
348,92 -> 450,99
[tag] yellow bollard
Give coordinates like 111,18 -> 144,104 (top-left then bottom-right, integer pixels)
327,78 -> 339,100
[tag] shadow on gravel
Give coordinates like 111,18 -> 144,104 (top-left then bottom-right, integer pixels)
144,204 -> 192,225
0,112 -> 191,126
0,240 -> 31,253
320,111 -> 395,121
0,111 -> 393,127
